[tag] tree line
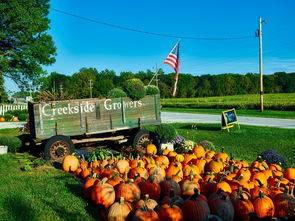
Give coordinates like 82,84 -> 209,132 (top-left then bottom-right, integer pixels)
18,68 -> 294,100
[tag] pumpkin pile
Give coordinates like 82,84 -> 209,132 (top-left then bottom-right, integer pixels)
62,144 -> 295,221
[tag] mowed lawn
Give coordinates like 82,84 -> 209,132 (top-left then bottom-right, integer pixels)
0,153 -> 99,221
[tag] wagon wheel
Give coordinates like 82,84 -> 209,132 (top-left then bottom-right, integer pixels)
44,135 -> 74,162
132,130 -> 155,151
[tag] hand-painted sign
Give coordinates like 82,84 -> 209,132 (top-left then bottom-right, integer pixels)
221,108 -> 240,132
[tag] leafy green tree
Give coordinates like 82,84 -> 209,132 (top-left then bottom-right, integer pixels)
68,69 -> 97,99
0,0 -> 56,85
0,74 -> 8,103
39,72 -> 70,91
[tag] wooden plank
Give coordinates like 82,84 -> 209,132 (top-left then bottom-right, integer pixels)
72,135 -> 125,144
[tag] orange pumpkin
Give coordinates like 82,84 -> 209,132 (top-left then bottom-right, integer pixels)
115,179 -> 141,203
233,193 -> 254,220
284,167 -> 295,180
253,191 -> 275,218
91,178 -> 115,208
158,204 -> 183,221
62,154 -> 79,172
133,205 -> 159,221
193,145 -> 206,158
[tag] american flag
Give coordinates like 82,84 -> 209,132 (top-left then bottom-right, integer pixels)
164,41 -> 180,96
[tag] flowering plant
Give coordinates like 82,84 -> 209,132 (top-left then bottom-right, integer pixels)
259,149 -> 288,165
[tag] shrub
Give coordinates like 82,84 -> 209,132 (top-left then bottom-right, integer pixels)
145,85 -> 160,95
18,113 -> 28,121
4,114 -> 13,121
155,124 -> 177,141
123,78 -> 146,100
259,149 -> 288,165
0,136 -> 22,153
107,88 -> 127,98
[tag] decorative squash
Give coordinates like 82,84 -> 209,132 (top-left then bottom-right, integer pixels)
91,178 -> 115,208
175,154 -> 184,163
107,197 -> 133,221
116,159 -> 130,174
146,144 -> 157,155
253,191 -> 275,218
157,204 -> 183,221
0,117 -> 5,122
62,154 -> 79,172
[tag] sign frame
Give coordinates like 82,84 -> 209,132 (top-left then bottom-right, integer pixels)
221,108 -> 240,132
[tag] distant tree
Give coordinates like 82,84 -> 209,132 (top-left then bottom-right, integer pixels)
93,78 -> 114,97
39,72 -> 70,91
0,0 -> 56,85
68,69 -> 97,99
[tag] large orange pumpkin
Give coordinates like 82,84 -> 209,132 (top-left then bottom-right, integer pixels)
62,154 -> 79,172
115,180 -> 141,203
133,205 -> 159,221
284,167 -> 295,180
91,178 -> 115,208
253,191 -> 275,218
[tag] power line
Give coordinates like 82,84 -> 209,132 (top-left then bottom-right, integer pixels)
51,8 -> 255,41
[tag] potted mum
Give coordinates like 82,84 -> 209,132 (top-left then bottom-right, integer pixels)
155,124 -> 177,153
0,137 -> 9,155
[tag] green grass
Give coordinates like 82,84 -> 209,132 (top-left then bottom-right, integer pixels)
161,93 -> 295,111
0,153 -> 99,221
147,123 -> 295,167
0,128 -> 24,136
162,107 -> 295,119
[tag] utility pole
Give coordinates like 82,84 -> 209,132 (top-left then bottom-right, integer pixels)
258,17 -> 266,112
89,79 -> 93,98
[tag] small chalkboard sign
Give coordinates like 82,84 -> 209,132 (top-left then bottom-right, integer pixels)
221,108 -> 240,131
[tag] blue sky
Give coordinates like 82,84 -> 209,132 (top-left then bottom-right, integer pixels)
5,0 -> 295,91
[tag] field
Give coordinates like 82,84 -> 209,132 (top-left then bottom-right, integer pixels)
162,108 -> 295,119
161,93 -> 295,111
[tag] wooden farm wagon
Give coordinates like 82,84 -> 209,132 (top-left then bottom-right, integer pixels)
28,95 -> 161,161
